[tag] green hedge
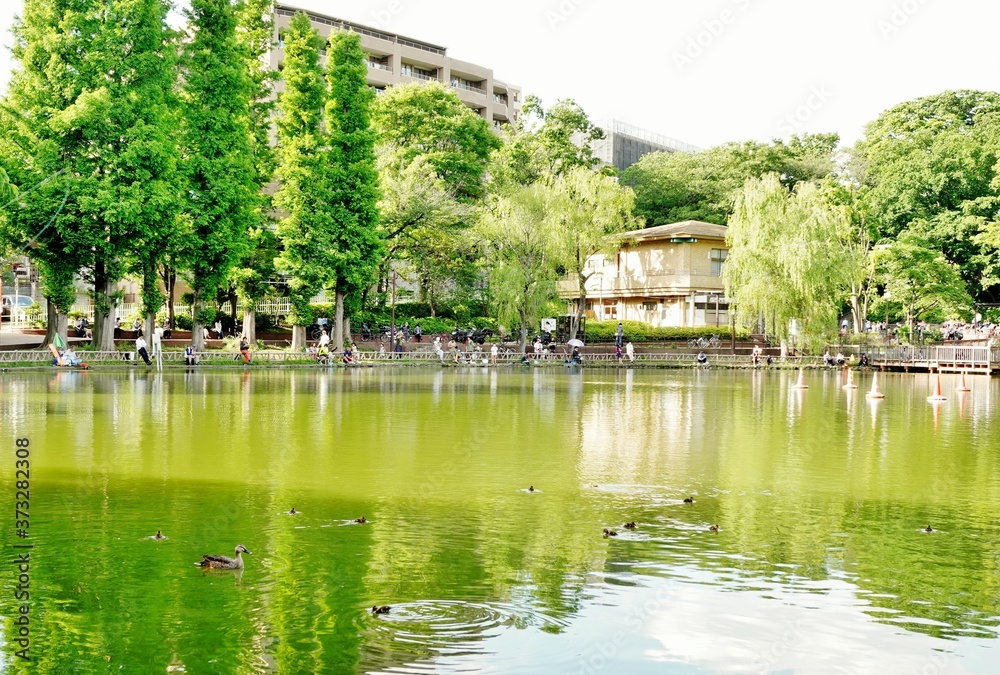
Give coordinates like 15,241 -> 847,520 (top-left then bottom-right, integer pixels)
585,320 -> 748,343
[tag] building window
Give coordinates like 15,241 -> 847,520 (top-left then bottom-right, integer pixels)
642,301 -> 657,311
711,249 -> 728,276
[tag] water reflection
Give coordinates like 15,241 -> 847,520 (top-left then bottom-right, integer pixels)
1,368 -> 999,672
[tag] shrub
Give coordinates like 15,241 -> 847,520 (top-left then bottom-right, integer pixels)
175,315 -> 193,331
584,320 -> 748,343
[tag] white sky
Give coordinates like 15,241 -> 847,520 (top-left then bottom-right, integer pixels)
2,0 -> 998,149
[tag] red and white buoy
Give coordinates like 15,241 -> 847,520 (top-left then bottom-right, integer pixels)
842,369 -> 858,390
955,370 -> 971,393
791,367 -> 809,390
927,373 -> 948,403
866,372 -> 885,399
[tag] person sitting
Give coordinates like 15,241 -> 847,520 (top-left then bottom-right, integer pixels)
239,335 -> 251,364
63,346 -> 82,367
567,346 -> 582,365
696,351 -> 708,367
751,345 -> 763,366
162,318 -> 172,339
823,351 -> 834,367
184,344 -> 198,366
136,335 -> 151,365
317,344 -> 330,365
835,352 -> 846,366
521,353 -> 532,365
859,352 -> 870,368
342,345 -> 355,364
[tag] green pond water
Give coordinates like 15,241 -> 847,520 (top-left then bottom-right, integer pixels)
1,367 -> 999,673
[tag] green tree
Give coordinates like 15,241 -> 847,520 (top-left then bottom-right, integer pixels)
623,134 -> 839,226
854,90 -> 1000,299
179,0 -> 257,349
274,12 -> 331,350
546,167 -> 639,340
477,186 -> 555,352
371,82 -> 498,202
725,174 -> 854,349
875,234 -> 971,339
325,30 -> 382,350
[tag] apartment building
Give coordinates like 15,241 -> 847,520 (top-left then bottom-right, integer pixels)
557,221 -> 730,328
272,4 -> 521,128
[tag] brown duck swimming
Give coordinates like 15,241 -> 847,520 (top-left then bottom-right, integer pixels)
623,522 -> 637,529
195,544 -> 251,570
288,507 -> 298,515
924,525 -> 934,533
603,528 -> 618,537
371,605 -> 391,614
709,524 -> 720,532
354,517 -> 368,524
683,497 -> 695,504
153,530 -> 165,540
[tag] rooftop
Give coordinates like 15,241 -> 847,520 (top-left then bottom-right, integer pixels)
617,220 -> 728,242
276,4 -> 448,56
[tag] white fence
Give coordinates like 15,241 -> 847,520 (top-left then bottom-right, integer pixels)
68,298 -> 295,321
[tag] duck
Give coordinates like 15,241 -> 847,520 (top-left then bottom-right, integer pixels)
603,528 -> 618,537
371,605 -> 391,614
683,497 -> 695,504
623,522 -> 637,529
288,507 -> 298,515
924,524 -> 934,533
153,530 -> 165,540
195,544 -> 251,570
528,485 -> 535,492
709,524 -> 720,532
354,517 -> 368,524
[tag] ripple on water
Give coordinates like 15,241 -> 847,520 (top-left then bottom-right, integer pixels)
359,600 -> 568,673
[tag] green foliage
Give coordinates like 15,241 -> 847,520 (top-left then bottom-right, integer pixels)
174,314 -> 193,331
725,175 -> 855,340
195,306 -> 218,326
585,321 -> 747,343
622,134 -> 838,226
372,82 -> 499,201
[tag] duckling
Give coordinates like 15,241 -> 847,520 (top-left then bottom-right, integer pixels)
528,485 -> 535,492
924,524 -> 934,533
602,528 -> 618,537
371,605 -> 391,614
589,483 -> 599,488
195,544 -> 251,570
288,507 -> 298,515
153,530 -> 165,540
683,497 -> 695,504
354,516 -> 368,524
709,524 -> 720,532
623,522 -> 637,529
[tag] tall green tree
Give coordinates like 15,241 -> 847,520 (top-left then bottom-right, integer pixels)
325,30 -> 382,350
179,0 -> 257,349
546,167 -> 639,340
477,186 -> 555,352
274,12 -> 332,350
725,174 -> 854,349
623,134 -> 839,226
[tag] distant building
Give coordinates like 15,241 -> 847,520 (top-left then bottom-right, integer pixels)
272,4 -> 522,129
589,120 -> 698,173
557,221 -> 730,328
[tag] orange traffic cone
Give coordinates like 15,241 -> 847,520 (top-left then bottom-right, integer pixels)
927,373 -> 947,403
955,371 -> 971,393
842,369 -> 857,390
791,367 -> 808,389
866,372 -> 885,399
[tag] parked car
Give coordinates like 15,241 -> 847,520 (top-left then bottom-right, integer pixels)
1,294 -> 34,318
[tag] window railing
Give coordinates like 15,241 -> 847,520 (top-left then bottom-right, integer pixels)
366,60 -> 391,72
451,80 -> 486,94
404,70 -> 436,82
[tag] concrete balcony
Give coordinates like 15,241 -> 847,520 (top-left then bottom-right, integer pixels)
557,273 -> 724,299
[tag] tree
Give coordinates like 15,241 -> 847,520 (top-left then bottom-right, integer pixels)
854,90 -> 1000,299
371,82 -> 498,202
325,30 -> 382,351
546,167 -> 639,340
274,12 -> 332,350
179,0 -> 257,350
622,134 -> 839,226
725,174 -> 854,349
477,186 -> 555,352
875,234 -> 971,338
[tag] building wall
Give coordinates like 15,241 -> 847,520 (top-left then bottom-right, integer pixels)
272,5 -> 521,128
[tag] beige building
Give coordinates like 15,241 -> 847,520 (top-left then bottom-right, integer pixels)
558,221 -> 731,328
272,4 -> 522,128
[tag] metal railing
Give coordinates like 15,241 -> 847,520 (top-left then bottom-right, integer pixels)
451,80 -> 486,95
366,60 -> 392,72
68,298 -> 295,322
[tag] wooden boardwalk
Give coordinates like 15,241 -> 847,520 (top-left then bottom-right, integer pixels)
860,346 -> 998,375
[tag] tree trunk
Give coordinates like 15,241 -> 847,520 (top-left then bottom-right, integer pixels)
291,325 -> 306,351
227,287 -> 238,329
42,300 -> 69,350
334,290 -> 346,352
92,272 -> 116,351
730,309 -> 737,355
519,310 -> 528,353
571,272 -> 588,342
344,315 -> 351,345
192,292 -> 205,351
850,293 -> 863,335
242,308 -> 256,344
166,268 -> 176,328
145,312 -> 156,353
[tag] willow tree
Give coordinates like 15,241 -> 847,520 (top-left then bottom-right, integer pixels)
477,186 -> 555,352
325,30 -> 382,350
179,0 -> 257,349
274,12 -> 332,350
725,174 -> 854,350
546,167 -> 639,340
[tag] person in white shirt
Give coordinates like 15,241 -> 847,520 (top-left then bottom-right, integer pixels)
136,335 -> 151,365
490,342 -> 499,364
625,340 -> 635,363
319,329 -> 330,348
214,320 -> 224,339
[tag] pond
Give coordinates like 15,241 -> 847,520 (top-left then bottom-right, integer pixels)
1,367 -> 999,673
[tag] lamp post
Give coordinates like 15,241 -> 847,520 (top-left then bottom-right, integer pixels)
390,271 -> 397,354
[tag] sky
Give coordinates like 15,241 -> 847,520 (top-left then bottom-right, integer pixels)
1,0 -> 998,149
